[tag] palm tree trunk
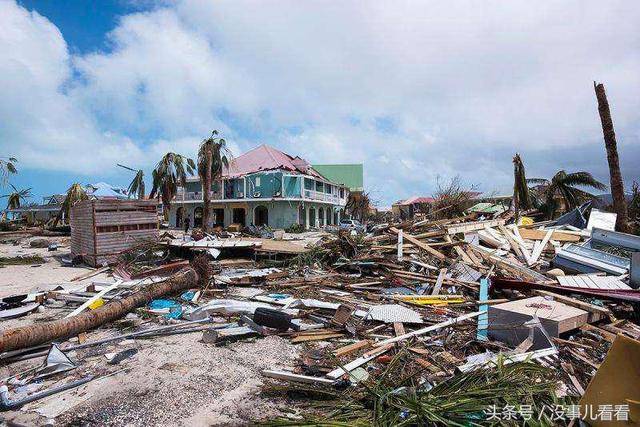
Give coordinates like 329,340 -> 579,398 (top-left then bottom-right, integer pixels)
594,82 -> 629,232
0,268 -> 197,352
202,146 -> 213,233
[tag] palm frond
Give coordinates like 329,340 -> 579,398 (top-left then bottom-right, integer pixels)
526,178 -> 548,185
2,186 -> 31,209
0,157 -> 18,185
127,170 -> 145,199
562,172 -> 607,191
149,152 -> 195,212
53,183 -> 88,226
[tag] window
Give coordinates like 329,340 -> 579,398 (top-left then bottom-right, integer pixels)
340,188 -> 345,198
325,184 -> 332,194
304,178 -> 314,190
315,181 -> 324,192
255,176 -> 261,186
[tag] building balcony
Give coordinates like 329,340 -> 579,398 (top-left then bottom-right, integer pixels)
175,190 -> 224,201
304,190 -> 344,204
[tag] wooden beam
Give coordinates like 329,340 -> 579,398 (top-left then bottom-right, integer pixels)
373,311 -> 484,347
518,228 -> 581,242
432,268 -> 447,295
326,344 -> 393,379
528,229 -> 553,265
390,227 -> 445,260
333,340 -> 371,357
263,370 -> 335,385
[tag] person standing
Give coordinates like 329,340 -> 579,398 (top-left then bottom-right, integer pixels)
184,214 -> 191,234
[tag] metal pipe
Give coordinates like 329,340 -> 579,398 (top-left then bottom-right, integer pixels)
0,376 -> 94,411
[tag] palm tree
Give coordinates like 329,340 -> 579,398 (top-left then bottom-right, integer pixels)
594,82 -> 629,232
528,171 -> 607,219
512,153 -> 532,217
0,156 -> 18,186
118,164 -> 145,199
149,153 -> 195,221
345,191 -> 371,221
53,183 -> 88,226
198,131 -> 231,232
2,184 -> 31,210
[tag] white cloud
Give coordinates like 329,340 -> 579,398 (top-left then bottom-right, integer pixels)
0,0 -> 639,204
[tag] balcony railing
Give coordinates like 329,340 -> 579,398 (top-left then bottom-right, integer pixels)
175,190 -> 223,201
304,190 -> 344,204
174,188 -> 348,205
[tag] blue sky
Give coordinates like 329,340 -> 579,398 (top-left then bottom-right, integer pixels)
2,0 -> 640,207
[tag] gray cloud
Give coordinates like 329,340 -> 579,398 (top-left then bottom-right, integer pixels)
0,0 -> 638,205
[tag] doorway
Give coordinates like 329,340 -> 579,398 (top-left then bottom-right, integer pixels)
175,207 -> 184,228
255,205 -> 268,226
213,208 -> 225,227
194,207 -> 203,228
232,208 -> 246,226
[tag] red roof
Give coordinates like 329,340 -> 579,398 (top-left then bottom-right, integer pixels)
223,144 -> 324,179
398,196 -> 435,205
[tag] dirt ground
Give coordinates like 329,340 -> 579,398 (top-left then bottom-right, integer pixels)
0,236 -> 301,426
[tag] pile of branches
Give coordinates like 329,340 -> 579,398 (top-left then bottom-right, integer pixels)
288,231 -> 369,269
262,355 -> 568,426
117,238 -> 170,274
430,176 -> 477,220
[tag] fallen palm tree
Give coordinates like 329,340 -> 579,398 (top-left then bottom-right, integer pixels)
0,267 -> 198,352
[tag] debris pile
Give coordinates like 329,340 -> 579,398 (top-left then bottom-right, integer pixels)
1,208 -> 639,425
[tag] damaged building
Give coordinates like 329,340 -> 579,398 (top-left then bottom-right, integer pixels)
169,144 -> 350,230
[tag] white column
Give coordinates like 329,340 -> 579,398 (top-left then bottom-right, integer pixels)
397,230 -> 404,261
305,205 -> 310,230
315,207 -> 319,228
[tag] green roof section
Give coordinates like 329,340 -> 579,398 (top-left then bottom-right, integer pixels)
312,164 -> 364,192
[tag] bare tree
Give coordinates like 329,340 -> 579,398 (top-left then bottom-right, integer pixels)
594,82 -> 629,232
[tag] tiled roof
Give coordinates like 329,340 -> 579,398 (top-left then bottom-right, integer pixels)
224,144 -> 324,179
398,196 -> 436,205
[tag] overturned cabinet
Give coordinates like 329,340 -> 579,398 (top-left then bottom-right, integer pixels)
71,199 -> 158,266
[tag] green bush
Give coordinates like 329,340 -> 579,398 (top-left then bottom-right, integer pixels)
285,223 -> 305,233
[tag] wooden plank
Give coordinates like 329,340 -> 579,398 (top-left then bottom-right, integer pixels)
532,290 -> 612,322
431,268 -> 447,295
291,333 -> 344,343
390,227 -> 445,260
65,283 -> 120,318
326,344 -> 393,379
527,229 -> 553,266
333,340 -> 371,357
518,228 -> 580,242
70,266 -> 110,282
393,322 -> 406,336
374,311 -> 483,347
580,324 -> 617,343
445,219 -> 504,235
263,370 -> 335,385
498,225 -> 524,259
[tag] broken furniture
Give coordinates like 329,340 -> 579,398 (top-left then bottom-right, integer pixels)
488,296 -> 588,350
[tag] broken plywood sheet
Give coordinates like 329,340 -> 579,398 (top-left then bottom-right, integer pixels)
557,275 -> 631,290
488,296 -> 588,349
250,238 -> 310,254
364,304 -> 423,324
